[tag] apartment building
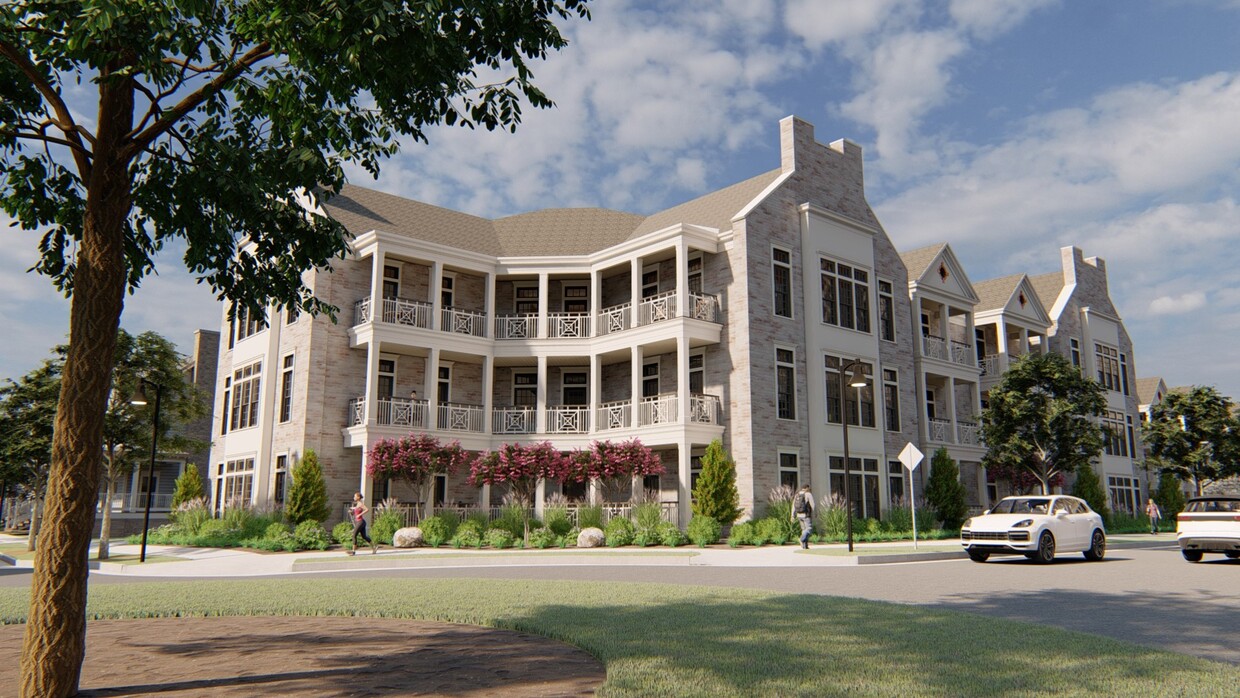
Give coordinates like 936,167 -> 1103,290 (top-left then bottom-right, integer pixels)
208,116 -> 926,524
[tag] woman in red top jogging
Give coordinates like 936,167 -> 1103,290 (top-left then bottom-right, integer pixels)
349,492 -> 378,555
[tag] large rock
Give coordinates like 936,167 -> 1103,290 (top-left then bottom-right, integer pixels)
392,527 -> 424,548
576,527 -> 605,548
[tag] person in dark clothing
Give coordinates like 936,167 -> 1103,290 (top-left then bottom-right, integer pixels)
791,485 -> 814,549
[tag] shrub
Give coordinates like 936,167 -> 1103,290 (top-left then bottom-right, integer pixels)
864,517 -> 884,535
332,521 -> 354,545
884,500 -> 913,533
576,504 -> 604,530
691,439 -> 742,525
292,521 -> 331,550
632,529 -> 658,547
1071,464 -> 1110,523
817,493 -> 852,538
198,518 -> 239,541
1154,471 -> 1187,520
1106,511 -> 1149,533
285,449 -> 331,525
420,515 -> 451,547
372,510 -> 404,545
484,527 -> 515,549
687,515 -> 721,547
632,501 -> 664,533
658,521 -> 687,547
263,522 -> 291,539
757,517 -> 790,545
452,519 -> 484,548
493,501 -> 528,539
543,504 -> 574,537
604,516 -> 635,547
926,448 -> 969,530
528,527 -> 558,549
728,521 -> 755,547
914,505 -> 937,533
171,467 -> 205,508
169,498 -> 212,535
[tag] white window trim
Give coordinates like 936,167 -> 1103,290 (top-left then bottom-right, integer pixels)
642,358 -> 660,397
279,352 -> 295,423
513,370 -> 537,406
771,244 -> 793,319
513,282 -> 538,315
775,345 -> 797,421
561,371 -> 587,404
778,449 -> 801,490
641,265 -> 659,298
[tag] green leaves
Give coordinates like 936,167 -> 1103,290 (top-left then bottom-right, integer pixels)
1144,386 -> 1240,493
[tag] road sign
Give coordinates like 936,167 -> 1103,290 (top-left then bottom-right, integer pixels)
898,443 -> 924,472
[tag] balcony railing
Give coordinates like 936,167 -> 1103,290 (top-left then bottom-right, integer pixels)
637,290 -> 677,326
348,397 -> 429,427
492,406 -> 536,434
927,418 -> 951,442
689,394 -> 722,425
597,303 -> 631,336
597,400 -> 631,430
950,340 -> 977,367
639,393 -> 678,426
438,402 -> 485,432
442,307 -> 487,337
383,297 -> 433,328
957,420 -> 982,446
354,298 -> 372,325
546,405 -> 590,433
348,397 -> 365,426
689,293 -> 721,322
494,314 -> 538,340
922,334 -> 948,361
548,312 -> 590,338
979,355 -> 1001,377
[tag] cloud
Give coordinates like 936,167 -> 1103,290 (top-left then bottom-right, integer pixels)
1148,292 -> 1208,315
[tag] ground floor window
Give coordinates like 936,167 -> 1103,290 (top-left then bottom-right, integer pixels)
887,461 -> 904,507
779,452 -> 799,490
1107,475 -> 1139,515
273,455 -> 288,506
828,455 -> 880,519
218,458 -> 254,510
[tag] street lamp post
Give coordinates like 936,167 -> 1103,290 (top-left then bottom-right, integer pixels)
130,380 -> 163,563
837,359 -> 869,553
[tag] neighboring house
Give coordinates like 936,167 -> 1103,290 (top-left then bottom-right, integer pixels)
1029,247 -> 1146,514
899,243 -> 987,507
1136,376 -> 1170,424
207,116 -> 923,525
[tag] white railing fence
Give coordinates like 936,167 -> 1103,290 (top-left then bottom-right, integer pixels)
495,315 -> 538,340
546,406 -> 590,433
493,406 -> 536,434
442,307 -> 487,337
597,303 -> 631,336
438,402 -> 485,432
597,400 -> 631,430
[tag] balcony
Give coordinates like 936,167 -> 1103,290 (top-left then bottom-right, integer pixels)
546,405 -> 591,433
492,406 -> 535,434
596,303 -> 631,336
596,400 -> 631,431
437,402 -> 486,432
921,334 -> 979,368
442,307 -> 487,338
348,397 -> 430,428
548,313 -> 589,338
927,418 -> 952,443
979,355 -> 1001,377
957,421 -> 982,446
494,315 -> 537,340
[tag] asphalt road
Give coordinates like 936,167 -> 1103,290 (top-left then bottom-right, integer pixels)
4,540 -> 1237,665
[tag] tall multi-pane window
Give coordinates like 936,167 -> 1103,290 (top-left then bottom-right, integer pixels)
1070,338 -> 1081,368
779,452 -> 799,490
515,286 -> 538,314
441,274 -> 455,307
882,369 -> 900,432
878,280 -> 895,341
689,352 -> 704,394
220,458 -> 255,508
279,354 -> 294,423
688,254 -> 703,294
1126,415 -> 1136,457
888,461 -> 904,507
273,454 -> 288,505
383,264 -> 400,298
772,247 -> 792,318
1095,343 -> 1121,391
1102,411 -> 1128,457
220,377 -> 231,435
641,268 -> 659,298
824,356 -> 873,426
1119,353 -> 1131,395
229,362 -> 261,431
642,361 -> 660,397
820,259 -> 870,332
513,372 -> 537,406
776,348 -> 796,420
234,304 -> 266,343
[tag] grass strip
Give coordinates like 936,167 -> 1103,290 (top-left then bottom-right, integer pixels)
1,579 -> 1234,696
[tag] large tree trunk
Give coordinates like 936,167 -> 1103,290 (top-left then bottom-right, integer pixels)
20,73 -> 134,698
98,473 -> 115,561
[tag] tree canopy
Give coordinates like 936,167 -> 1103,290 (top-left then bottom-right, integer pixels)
3,2 -> 590,693
1143,386 -> 1239,495
980,352 -> 1106,495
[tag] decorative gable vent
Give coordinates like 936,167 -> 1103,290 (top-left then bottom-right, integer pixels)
938,263 -> 949,282
1018,292 -> 1027,307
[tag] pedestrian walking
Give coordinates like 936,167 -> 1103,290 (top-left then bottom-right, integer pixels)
791,485 -> 814,549
1145,498 -> 1162,535
349,492 -> 378,555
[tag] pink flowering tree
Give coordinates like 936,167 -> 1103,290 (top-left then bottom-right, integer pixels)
468,441 -> 570,540
367,434 -> 474,515
585,438 -> 665,503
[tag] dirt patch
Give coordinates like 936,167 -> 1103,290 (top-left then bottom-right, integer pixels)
0,616 -> 605,696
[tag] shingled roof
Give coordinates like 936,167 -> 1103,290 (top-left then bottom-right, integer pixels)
973,274 -> 1027,312
1136,377 -> 1166,405
1028,271 -> 1066,312
321,168 -> 783,258
898,243 -> 947,282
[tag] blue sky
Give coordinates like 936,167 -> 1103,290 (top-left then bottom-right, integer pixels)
3,0 -> 1239,402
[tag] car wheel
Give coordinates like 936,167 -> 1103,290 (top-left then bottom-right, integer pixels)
1083,529 -> 1106,561
1182,550 -> 1204,563
1034,531 -> 1056,564
967,549 -> 989,563
1225,552 -> 1239,560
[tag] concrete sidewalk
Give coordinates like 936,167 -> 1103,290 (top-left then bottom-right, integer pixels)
2,532 -> 1170,578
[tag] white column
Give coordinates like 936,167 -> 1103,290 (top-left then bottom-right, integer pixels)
676,240 -> 688,318
481,355 -> 493,436
677,333 -> 690,424
484,271 -> 495,338
1020,327 -> 1029,355
481,483 -> 491,510
677,446 -> 692,527
426,347 -> 440,430
359,448 -> 372,515
996,318 -> 1009,371
590,267 -> 601,337
535,479 -> 546,520
630,257 -> 641,327
631,346 -> 643,428
946,376 -> 958,443
371,250 -> 385,319
536,354 -> 548,433
430,261 -> 443,331
591,352 -> 602,433
365,341 -> 380,425
538,272 -> 549,338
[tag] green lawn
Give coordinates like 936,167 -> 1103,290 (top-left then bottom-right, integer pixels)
1,579 -> 1234,696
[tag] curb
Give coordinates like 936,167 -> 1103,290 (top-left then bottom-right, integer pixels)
855,551 -> 967,564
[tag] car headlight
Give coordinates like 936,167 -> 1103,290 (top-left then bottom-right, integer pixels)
1012,519 -> 1033,528
962,518 -> 973,529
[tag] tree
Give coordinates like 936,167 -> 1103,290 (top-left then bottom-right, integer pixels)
1070,463 -> 1109,522
285,449 -> 330,526
0,360 -> 61,551
369,434 -> 474,515
2,3 -> 589,692
1154,470 -> 1187,520
981,353 -> 1106,495
467,441 -> 568,506
691,439 -> 742,525
1143,386 -> 1240,496
575,438 -> 665,503
171,466 -> 205,509
95,330 -> 208,560
925,447 -> 968,530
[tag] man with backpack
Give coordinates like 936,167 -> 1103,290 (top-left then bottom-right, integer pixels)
791,484 -> 814,549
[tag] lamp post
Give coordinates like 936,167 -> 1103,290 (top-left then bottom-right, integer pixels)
130,380 -> 162,563
837,359 -> 869,553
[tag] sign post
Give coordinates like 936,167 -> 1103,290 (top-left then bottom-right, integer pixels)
898,443 -> 925,549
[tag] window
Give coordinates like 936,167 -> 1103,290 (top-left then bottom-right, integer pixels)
234,303 -> 267,343
1102,411 -> 1128,457
1070,338 -> 1081,368
383,264 -> 400,298
888,461 -> 904,508
441,273 -> 455,307
641,268 -> 659,299
772,247 -> 792,318
377,358 -> 396,399
642,360 -> 660,398
1107,475 -> 1139,515
513,372 -> 537,406
220,377 -> 231,435
975,328 -> 986,362
1095,343 -> 1121,391
286,304 -> 299,324
515,285 -> 538,315
229,362 -> 261,431
690,454 -> 702,493
279,354 -> 294,423
776,347 -> 796,420
824,356 -> 874,427
562,372 -> 587,405
828,455 -> 880,518
563,285 -> 588,313
779,452 -> 799,490
882,369 -> 900,432
273,454 -> 288,505
1126,415 -> 1136,457
433,474 -> 447,507
688,254 -> 704,295
878,280 -> 895,341
219,457 -> 255,508
437,365 -> 451,403
689,352 -> 704,394
820,258 -> 870,332
1119,353 -> 1131,396
925,389 -> 937,421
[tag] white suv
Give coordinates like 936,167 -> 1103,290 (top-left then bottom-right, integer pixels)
1176,496 -> 1240,562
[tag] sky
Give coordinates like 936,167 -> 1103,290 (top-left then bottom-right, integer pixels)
3,0 -> 1239,402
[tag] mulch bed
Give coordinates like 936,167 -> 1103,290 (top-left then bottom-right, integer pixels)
0,616 -> 605,696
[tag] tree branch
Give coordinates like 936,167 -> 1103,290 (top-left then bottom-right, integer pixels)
0,128 -> 93,158
0,39 -> 93,180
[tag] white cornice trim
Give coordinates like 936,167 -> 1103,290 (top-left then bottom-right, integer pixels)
1081,305 -> 1123,323
797,203 -> 878,236
732,171 -> 793,222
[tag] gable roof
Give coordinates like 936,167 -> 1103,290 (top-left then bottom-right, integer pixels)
1028,271 -> 1066,313
973,274 -> 1027,312
899,244 -> 947,281
1136,377 -> 1166,405
321,169 -> 783,258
